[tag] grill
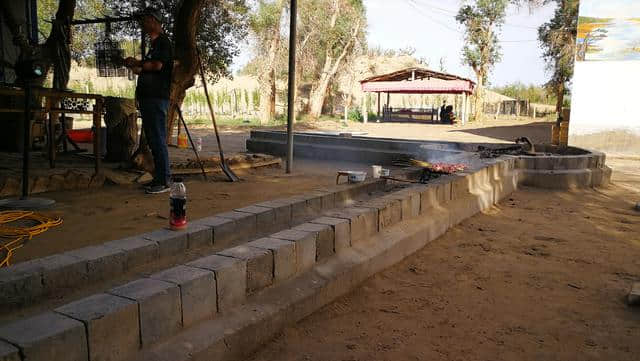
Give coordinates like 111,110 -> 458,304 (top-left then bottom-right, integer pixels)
94,37 -> 127,77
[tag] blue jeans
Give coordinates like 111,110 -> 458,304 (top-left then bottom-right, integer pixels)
139,98 -> 171,185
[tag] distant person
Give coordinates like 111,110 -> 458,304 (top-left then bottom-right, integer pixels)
440,100 -> 447,122
445,105 -> 457,124
124,7 -> 174,194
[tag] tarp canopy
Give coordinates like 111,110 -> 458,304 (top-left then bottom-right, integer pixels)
360,67 -> 475,95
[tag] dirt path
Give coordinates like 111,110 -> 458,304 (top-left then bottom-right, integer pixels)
247,160 -> 640,361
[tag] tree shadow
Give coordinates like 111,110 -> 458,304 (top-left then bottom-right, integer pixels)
449,122 -> 553,144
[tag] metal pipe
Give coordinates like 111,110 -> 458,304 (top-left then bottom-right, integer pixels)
285,0 -> 297,174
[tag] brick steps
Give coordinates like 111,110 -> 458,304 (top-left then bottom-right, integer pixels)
0,159 -> 521,361
0,179 -> 385,313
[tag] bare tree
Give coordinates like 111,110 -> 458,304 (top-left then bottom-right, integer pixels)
308,0 -> 365,119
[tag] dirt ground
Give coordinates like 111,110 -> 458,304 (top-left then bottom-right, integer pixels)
15,118 -> 550,263
247,158 -> 640,361
13,161 -> 353,263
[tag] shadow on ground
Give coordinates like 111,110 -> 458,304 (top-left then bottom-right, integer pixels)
449,122 -> 553,144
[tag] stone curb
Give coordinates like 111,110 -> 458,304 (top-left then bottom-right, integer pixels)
0,178 -> 385,311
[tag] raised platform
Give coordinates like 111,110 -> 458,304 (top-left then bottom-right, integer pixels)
247,131 -> 612,189
0,133 -> 613,361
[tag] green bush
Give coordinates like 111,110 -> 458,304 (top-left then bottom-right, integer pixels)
348,108 -> 364,122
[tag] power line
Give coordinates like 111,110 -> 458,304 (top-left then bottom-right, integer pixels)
409,0 -> 541,30
405,0 -> 461,33
404,0 -> 539,44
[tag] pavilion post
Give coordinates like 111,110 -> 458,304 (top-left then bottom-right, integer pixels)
362,94 -> 368,123
462,92 -> 468,126
377,92 -> 381,118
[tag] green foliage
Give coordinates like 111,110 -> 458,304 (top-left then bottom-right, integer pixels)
456,0 -> 508,85
491,82 -> 556,105
348,108 -> 363,122
252,89 -> 261,111
109,0 -> 249,80
38,0 -> 108,63
538,0 -> 579,103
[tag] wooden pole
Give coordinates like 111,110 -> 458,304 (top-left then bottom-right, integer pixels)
377,92 -> 381,118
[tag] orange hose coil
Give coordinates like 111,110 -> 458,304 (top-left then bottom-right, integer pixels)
0,211 -> 62,268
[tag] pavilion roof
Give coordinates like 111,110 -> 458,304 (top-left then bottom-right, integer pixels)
360,67 -> 476,94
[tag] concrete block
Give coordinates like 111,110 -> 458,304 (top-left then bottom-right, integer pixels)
360,198 -> 401,231
333,183 -> 367,205
55,293 -> 139,361
587,155 -> 598,169
103,236 -> 159,270
66,245 -> 126,283
218,246 -> 273,294
186,224 -> 213,250
235,206 -> 277,236
142,228 -> 188,259
534,156 -> 554,170
448,194 -> 482,227
519,157 -> 536,170
326,207 -> 377,244
192,216 -> 236,249
109,278 -> 182,346
270,229 -> 316,272
216,211 -> 257,243
149,265 -> 217,326
395,188 -> 421,219
39,254 -> 88,294
450,173 -> 471,200
310,190 -> 336,210
290,195 -> 322,225
254,200 -> 293,228
311,217 -> 351,253
0,260 -> 43,308
0,312 -> 87,361
0,341 -> 19,361
247,238 -> 296,283
187,254 -> 246,311
293,223 -> 335,262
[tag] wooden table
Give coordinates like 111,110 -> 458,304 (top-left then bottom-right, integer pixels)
0,87 -> 104,175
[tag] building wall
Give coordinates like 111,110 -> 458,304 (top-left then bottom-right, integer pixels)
569,1 -> 640,155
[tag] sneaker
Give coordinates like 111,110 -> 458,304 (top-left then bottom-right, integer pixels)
145,184 -> 170,194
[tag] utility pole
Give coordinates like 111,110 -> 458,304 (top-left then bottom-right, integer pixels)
285,0 -> 297,173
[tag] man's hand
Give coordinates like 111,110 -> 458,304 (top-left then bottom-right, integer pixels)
124,57 -> 140,68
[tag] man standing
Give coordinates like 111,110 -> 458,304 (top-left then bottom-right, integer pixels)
125,7 -> 173,194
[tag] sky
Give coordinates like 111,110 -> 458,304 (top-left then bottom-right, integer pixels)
364,0 -> 556,87
579,0 -> 640,19
233,0 -> 557,87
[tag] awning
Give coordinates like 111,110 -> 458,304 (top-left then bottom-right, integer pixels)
361,78 -> 475,94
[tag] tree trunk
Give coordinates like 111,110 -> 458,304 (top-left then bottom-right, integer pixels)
473,70 -> 485,121
555,82 -> 565,124
259,0 -> 285,124
166,0 -> 206,143
308,4 -> 361,120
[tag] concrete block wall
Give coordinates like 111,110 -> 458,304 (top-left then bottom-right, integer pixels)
1,156 -> 607,361
0,179 -> 385,312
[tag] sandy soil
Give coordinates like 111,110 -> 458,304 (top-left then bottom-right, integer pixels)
17,118 -> 549,263
247,159 -> 640,361
13,161 -> 356,263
